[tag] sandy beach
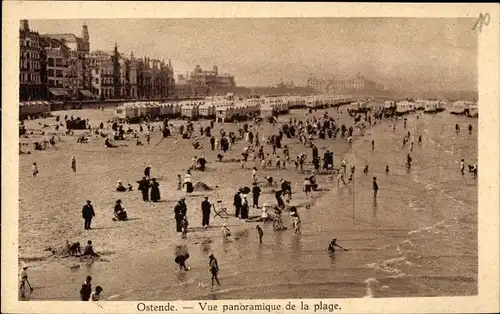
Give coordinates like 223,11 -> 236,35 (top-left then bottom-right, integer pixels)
18,105 -> 478,300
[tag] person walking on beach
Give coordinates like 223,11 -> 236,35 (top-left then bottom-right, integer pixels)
80,276 -> 92,301
19,266 -> 33,298
32,162 -> 39,177
252,167 -> 258,183
468,124 -> 473,134
201,197 -> 211,228
460,159 -> 465,175
256,225 -> 264,243
372,177 -> 379,198
209,254 -> 221,287
371,140 -> 375,151
82,200 -> 95,230
71,157 -> 77,172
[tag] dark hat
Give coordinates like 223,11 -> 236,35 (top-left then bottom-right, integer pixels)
86,200 -> 91,203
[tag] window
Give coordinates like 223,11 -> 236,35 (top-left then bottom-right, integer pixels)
48,58 -> 54,66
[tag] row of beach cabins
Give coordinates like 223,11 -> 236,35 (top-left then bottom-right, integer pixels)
113,95 -> 356,123
18,96 -> 478,122
347,99 -> 478,117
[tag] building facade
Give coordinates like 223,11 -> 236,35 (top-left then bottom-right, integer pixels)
176,65 -> 236,97
19,20 -> 176,102
136,57 -> 175,99
39,23 -> 91,100
19,20 -> 43,101
307,73 -> 381,94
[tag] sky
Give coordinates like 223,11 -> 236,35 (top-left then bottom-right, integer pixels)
28,18 -> 477,92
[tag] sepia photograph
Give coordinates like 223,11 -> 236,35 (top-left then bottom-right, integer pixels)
2,1 -> 499,313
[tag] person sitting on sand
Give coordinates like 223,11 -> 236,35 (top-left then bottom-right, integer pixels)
91,286 -> 103,301
113,199 -> 128,221
127,183 -> 133,191
82,240 -> 100,257
116,181 -> 127,192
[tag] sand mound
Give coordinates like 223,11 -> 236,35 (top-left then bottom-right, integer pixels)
193,181 -> 212,191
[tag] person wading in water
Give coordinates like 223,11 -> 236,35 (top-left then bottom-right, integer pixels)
209,254 -> 221,287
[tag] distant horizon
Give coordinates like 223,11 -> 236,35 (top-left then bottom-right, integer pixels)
27,18 -> 477,93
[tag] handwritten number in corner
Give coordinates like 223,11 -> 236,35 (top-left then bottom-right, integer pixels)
473,13 -> 490,32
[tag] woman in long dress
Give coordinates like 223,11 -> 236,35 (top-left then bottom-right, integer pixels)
150,178 -> 161,202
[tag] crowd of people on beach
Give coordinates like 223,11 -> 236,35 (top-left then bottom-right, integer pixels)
20,102 -> 478,298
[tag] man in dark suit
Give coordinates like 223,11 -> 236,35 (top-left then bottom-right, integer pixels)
233,190 -> 242,218
201,197 -> 211,228
82,200 -> 95,230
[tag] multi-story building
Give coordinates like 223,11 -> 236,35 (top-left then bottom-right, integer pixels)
19,20 -> 43,101
118,52 -> 138,99
87,50 -> 114,100
175,65 -> 235,97
188,65 -> 235,90
39,36 -> 69,101
19,20 -> 175,102
40,23 -> 92,100
137,57 -> 175,99
307,73 -> 380,94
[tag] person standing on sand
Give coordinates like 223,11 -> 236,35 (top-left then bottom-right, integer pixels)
144,165 -> 152,180
252,183 -> 261,208
174,201 -> 185,233
32,162 -> 39,177
372,177 -> 379,198
137,176 -> 150,202
177,174 -> 182,190
150,178 -> 161,202
209,254 -> 221,287
233,190 -> 242,218
201,197 -> 211,228
71,157 -> 77,172
80,276 -> 92,301
240,195 -> 249,219
256,225 -> 264,243
82,200 -> 95,230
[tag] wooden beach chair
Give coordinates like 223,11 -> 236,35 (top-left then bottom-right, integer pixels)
213,200 -> 229,219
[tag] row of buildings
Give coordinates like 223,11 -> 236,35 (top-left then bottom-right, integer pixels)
19,20 -> 175,102
306,73 -> 385,94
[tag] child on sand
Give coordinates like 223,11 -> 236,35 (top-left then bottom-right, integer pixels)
256,225 -> 264,243
221,223 -> 231,242
32,162 -> 39,177
181,216 -> 189,239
